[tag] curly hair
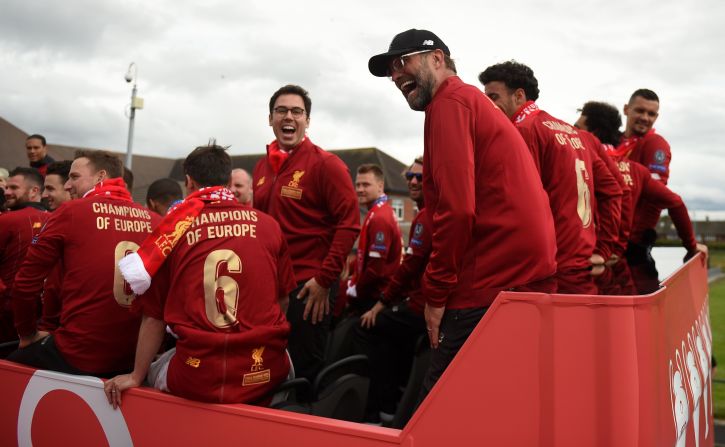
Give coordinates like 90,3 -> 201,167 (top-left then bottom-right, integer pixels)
478,60 -> 539,101
579,101 -> 622,146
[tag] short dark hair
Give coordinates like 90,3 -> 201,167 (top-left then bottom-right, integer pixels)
478,60 -> 540,101
629,88 -> 659,104
146,178 -> 183,207
123,167 -> 134,191
26,134 -> 47,146
357,163 -> 384,182
74,150 -> 123,179
45,160 -> 72,183
269,84 -> 311,117
9,166 -> 44,190
183,144 -> 231,187
579,101 -> 623,146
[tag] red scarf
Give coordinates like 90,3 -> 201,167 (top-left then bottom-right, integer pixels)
83,178 -> 132,201
601,143 -> 621,160
354,195 -> 388,281
266,138 -> 306,174
611,129 -> 655,158
512,100 -> 540,124
119,185 -> 236,295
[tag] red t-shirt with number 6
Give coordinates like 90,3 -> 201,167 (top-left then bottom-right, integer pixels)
134,202 -> 295,404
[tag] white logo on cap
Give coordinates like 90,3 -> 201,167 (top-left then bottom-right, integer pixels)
422,40 -> 434,45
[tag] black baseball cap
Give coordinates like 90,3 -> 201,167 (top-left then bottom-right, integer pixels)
368,29 -> 450,77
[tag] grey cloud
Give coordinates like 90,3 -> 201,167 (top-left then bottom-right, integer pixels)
1,0 -> 724,212
0,1 -> 163,58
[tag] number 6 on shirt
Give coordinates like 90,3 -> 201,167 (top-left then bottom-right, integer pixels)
574,159 -> 592,228
113,241 -> 141,307
203,249 -> 242,328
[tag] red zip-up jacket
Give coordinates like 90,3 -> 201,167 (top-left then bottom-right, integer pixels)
621,131 -> 671,184
422,77 -> 557,309
353,199 -> 402,302
253,138 -> 360,288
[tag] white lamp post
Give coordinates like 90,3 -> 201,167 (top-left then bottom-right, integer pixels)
124,63 -> 144,170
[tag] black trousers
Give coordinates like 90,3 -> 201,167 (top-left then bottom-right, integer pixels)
286,281 -> 337,382
7,334 -> 132,378
625,240 -> 660,295
7,334 -> 87,375
352,301 -> 426,416
418,306 -> 489,406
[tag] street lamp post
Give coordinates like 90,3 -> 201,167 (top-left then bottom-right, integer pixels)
124,63 -> 144,170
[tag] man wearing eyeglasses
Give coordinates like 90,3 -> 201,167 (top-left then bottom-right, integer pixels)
252,84 -> 360,382
369,29 -> 558,400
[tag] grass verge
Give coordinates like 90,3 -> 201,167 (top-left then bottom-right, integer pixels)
710,275 -> 725,418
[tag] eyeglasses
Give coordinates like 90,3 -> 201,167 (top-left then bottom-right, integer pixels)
388,50 -> 433,76
273,106 -> 306,118
404,171 -> 423,181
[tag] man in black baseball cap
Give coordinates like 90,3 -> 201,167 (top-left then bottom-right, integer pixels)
368,29 -> 456,112
368,29 -> 450,77
367,30 -> 558,405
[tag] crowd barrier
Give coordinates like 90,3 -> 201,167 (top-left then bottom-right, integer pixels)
0,254 -> 712,446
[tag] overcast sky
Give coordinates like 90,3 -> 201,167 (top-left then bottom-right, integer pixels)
2,0 -> 723,210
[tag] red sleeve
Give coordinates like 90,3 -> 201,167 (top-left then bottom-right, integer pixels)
641,180 -> 696,252
11,209 -> 69,336
355,212 -> 397,299
421,99 -> 476,307
383,211 -> 431,302
277,236 -> 297,297
589,150 -> 623,260
669,204 -> 697,253
640,134 -> 671,184
640,176 -> 681,214
314,156 -> 360,289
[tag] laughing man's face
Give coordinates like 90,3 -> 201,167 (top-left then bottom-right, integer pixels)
391,52 -> 436,111
269,94 -> 309,150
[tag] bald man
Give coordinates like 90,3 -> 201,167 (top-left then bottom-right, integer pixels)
230,168 -> 252,206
